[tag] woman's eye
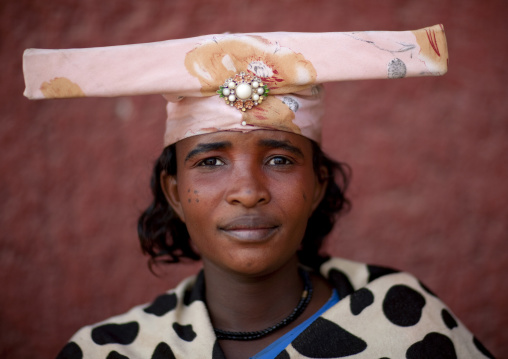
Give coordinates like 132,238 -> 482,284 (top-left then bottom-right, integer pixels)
198,158 -> 225,166
268,156 -> 291,165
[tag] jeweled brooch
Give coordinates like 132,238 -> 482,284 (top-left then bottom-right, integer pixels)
217,72 -> 269,112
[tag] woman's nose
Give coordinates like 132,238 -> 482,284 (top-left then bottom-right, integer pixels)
225,164 -> 271,208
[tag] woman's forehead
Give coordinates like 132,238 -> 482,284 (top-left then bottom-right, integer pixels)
175,130 -> 313,152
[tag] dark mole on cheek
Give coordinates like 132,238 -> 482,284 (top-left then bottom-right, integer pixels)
187,189 -> 190,193
196,199 -> 199,203
188,198 -> 191,203
303,192 -> 307,201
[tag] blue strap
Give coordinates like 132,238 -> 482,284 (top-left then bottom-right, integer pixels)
251,289 -> 340,359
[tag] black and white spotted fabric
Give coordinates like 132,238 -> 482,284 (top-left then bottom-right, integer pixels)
56,258 -> 494,358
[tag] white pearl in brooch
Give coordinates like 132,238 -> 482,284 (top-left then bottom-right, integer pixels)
235,83 -> 252,100
218,73 -> 268,113
241,121 -> 247,126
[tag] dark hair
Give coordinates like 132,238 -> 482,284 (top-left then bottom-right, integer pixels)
138,140 -> 351,270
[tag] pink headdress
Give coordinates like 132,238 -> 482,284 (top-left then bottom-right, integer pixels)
23,25 -> 448,146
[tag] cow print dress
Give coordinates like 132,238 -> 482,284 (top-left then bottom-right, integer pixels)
56,257 -> 494,358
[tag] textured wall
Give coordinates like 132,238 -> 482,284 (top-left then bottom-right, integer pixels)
1,0 -> 507,357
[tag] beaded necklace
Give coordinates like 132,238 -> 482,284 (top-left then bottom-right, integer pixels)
214,268 -> 313,341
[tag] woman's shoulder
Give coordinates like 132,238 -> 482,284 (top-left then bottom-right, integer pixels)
56,272 -> 217,359
318,256 -> 467,337
293,257 -> 494,359
318,256 -> 416,298
319,257 -> 401,286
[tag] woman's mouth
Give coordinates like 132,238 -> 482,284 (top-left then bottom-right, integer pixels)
219,216 -> 280,242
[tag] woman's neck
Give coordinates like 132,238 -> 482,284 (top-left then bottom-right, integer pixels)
203,257 -> 303,333
202,257 -> 333,358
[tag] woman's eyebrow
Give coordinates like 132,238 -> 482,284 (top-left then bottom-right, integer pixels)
257,139 -> 304,158
184,141 -> 232,162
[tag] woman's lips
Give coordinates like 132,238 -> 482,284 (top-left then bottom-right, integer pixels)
219,216 -> 279,241
221,227 -> 279,241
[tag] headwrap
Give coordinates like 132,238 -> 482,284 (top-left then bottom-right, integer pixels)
23,25 -> 448,145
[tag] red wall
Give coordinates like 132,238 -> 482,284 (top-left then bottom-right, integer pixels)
1,0 -> 507,357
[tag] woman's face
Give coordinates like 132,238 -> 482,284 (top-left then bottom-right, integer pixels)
163,130 -> 326,276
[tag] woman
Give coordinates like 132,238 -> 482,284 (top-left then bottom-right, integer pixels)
144,130 -> 345,358
24,26 -> 493,358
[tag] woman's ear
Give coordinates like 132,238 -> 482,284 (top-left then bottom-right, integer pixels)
311,165 -> 328,213
160,171 -> 186,223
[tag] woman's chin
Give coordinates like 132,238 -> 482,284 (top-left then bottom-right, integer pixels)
207,249 -> 299,279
